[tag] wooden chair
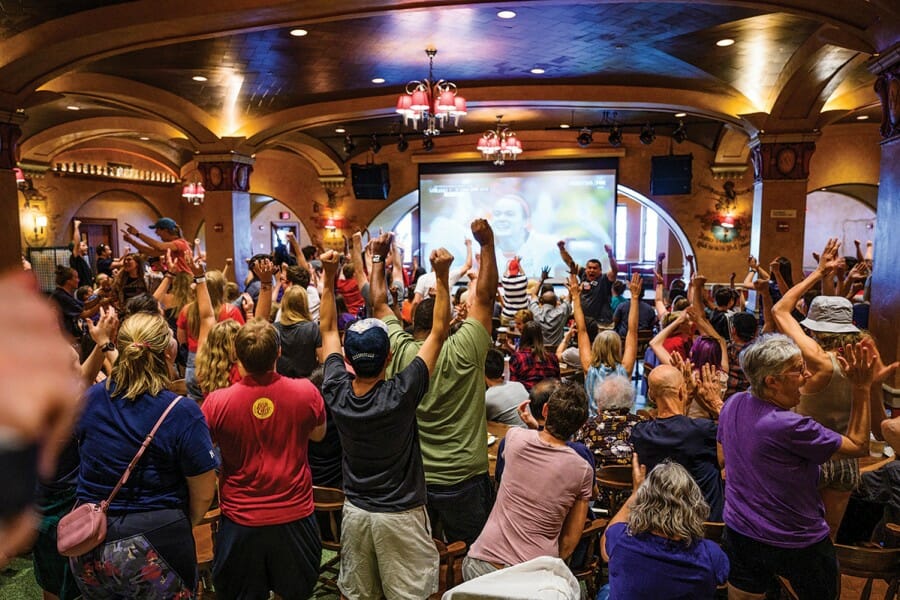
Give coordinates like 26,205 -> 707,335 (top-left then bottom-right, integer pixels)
835,543 -> 900,600
595,465 -> 633,516
568,518 -> 609,599
702,521 -> 725,545
193,507 -> 221,599
433,538 -> 467,596
313,486 -> 345,591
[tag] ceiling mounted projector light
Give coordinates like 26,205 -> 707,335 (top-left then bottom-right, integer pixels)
342,134 -> 355,155
397,133 -> 409,152
672,121 -> 687,144
576,128 -> 593,148
607,126 -> 623,147
423,136 -> 435,152
370,134 -> 381,154
639,123 -> 656,145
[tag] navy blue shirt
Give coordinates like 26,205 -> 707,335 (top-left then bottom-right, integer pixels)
76,384 -> 218,513
630,415 -> 724,521
321,353 -> 429,512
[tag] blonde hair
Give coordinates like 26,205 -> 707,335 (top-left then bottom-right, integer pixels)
195,319 -> 241,395
169,272 -> 195,316
590,330 -> 622,370
107,313 -> 172,400
280,285 -> 312,325
514,308 -> 533,326
186,270 -> 226,339
628,461 -> 708,546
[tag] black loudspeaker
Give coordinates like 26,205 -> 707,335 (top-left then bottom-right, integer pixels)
650,154 -> 692,195
351,163 -> 390,200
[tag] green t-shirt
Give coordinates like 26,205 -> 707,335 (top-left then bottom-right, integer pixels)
385,315 -> 491,486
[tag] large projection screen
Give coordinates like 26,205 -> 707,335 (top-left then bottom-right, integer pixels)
419,159 -> 618,279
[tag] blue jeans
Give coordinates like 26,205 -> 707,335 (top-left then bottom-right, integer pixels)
426,473 -> 495,547
184,351 -> 202,402
596,583 -> 610,600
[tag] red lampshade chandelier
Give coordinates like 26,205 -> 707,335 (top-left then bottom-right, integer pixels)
395,48 -> 467,137
182,182 -> 205,206
477,115 -> 523,166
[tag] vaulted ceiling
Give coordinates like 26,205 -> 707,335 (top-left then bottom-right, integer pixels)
2,1 -> 895,175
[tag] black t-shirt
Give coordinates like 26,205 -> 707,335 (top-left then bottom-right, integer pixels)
70,254 -> 93,287
96,257 -> 113,277
321,353 -> 429,512
50,286 -> 84,339
630,415 -> 724,521
275,321 -> 322,379
579,271 -> 614,324
308,405 -> 343,489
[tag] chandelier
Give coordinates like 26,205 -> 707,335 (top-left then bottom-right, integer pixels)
182,182 -> 205,206
476,116 -> 523,166
395,48 -> 467,136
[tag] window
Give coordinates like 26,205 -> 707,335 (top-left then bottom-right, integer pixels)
615,204 -> 627,261
642,207 -> 658,262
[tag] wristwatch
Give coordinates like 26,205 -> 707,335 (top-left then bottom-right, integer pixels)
100,341 -> 116,352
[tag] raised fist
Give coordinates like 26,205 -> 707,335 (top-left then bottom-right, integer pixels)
470,219 -> 494,246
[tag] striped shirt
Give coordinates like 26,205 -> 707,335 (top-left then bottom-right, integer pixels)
500,274 -> 528,319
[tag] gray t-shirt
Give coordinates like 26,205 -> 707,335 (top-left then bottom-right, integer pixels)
485,382 -> 529,427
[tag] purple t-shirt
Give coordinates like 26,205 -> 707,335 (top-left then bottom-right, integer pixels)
717,391 -> 842,548
605,522 -> 728,599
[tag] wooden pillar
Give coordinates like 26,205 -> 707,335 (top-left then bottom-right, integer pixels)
870,46 -> 900,393
0,115 -> 24,271
196,155 -> 254,285
748,134 -> 818,285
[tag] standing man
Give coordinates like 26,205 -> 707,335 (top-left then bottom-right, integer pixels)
70,220 -> 94,288
321,235 -> 451,599
202,319 -> 326,600
377,219 -> 499,546
528,287 -> 570,352
123,217 -> 193,273
558,240 -> 619,325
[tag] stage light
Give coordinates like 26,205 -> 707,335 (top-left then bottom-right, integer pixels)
370,134 -> 381,154
672,121 -> 687,144
423,136 -> 435,152
607,126 -> 623,147
639,123 -> 656,145
397,133 -> 409,152
342,134 -> 355,155
576,128 -> 593,148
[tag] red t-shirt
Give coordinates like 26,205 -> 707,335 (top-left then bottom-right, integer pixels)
336,277 -> 365,316
177,303 -> 245,352
202,372 -> 325,526
168,238 -> 193,274
663,333 -> 693,361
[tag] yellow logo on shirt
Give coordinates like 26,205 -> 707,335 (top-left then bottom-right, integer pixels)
252,397 -> 275,420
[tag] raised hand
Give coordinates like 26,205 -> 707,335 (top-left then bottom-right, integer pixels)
87,305 -> 119,345
253,257 -> 277,282
566,273 -> 580,302
471,219 -> 494,247
604,244 -> 614,256
557,240 -> 567,250
837,342 -> 876,387
430,248 -> 454,276
369,232 -> 393,258
631,452 -> 647,491
859,337 -> 899,384
628,272 -> 643,297
695,363 -> 723,414
320,249 -> 340,276
184,247 -> 205,278
817,238 -> 842,274
124,222 -> 140,235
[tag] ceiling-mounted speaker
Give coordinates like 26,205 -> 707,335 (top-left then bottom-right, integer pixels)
650,154 -> 692,195
351,163 -> 390,200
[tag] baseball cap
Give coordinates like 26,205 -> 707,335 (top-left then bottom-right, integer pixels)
800,296 -> 859,334
343,318 -> 390,377
149,217 -> 178,231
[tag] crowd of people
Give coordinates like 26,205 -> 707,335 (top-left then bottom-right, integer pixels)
2,213 -> 898,600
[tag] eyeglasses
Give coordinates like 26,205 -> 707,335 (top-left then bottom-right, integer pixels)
781,360 -> 808,377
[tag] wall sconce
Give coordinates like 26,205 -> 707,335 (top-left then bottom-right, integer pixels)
25,208 -> 48,246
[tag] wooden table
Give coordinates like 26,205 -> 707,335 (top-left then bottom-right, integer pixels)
486,421 -> 511,478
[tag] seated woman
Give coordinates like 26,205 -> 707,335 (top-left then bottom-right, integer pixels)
275,285 -> 322,379
600,459 -> 728,599
463,383 -> 593,580
69,312 -> 218,599
508,321 -> 560,390
569,273 -> 643,416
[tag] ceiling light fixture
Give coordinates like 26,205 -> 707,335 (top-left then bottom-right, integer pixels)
192,75 -> 208,82
335,127 -> 346,133
182,181 -> 205,206
66,105 -> 80,111
477,115 -> 523,166
397,133 -> 409,152
422,137 -> 435,152
716,38 -> 735,47
856,115 -> 869,120
371,77 -> 385,84
639,123 -> 656,145
577,128 -> 593,148
607,126 -> 623,147
370,134 -> 381,154
530,67 -> 545,74
674,112 -> 687,118
395,48 -> 467,137
672,121 -> 687,144
497,10 -> 517,19
290,28 -> 308,37
559,123 -> 570,129
139,136 -> 150,141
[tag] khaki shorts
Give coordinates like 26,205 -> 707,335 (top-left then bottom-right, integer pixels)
819,457 -> 860,492
338,499 -> 439,600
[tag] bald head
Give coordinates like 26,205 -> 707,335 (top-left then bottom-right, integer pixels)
648,365 -> 686,415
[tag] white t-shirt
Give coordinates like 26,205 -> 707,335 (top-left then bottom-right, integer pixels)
414,270 -> 464,300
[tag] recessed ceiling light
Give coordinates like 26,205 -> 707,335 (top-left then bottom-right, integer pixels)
335,127 -> 346,133
139,136 -> 150,141
192,75 -> 207,82
66,105 -> 80,110
856,115 -> 869,120
371,77 -> 385,84
559,124 -> 570,129
716,38 -> 735,47
674,112 -> 687,118
290,28 -> 308,37
497,10 -> 516,19
530,67 -> 545,74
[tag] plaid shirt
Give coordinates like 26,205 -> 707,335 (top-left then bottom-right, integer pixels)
509,349 -> 560,391
725,340 -> 750,400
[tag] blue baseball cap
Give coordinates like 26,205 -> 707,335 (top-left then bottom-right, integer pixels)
149,217 -> 179,231
343,318 -> 390,377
